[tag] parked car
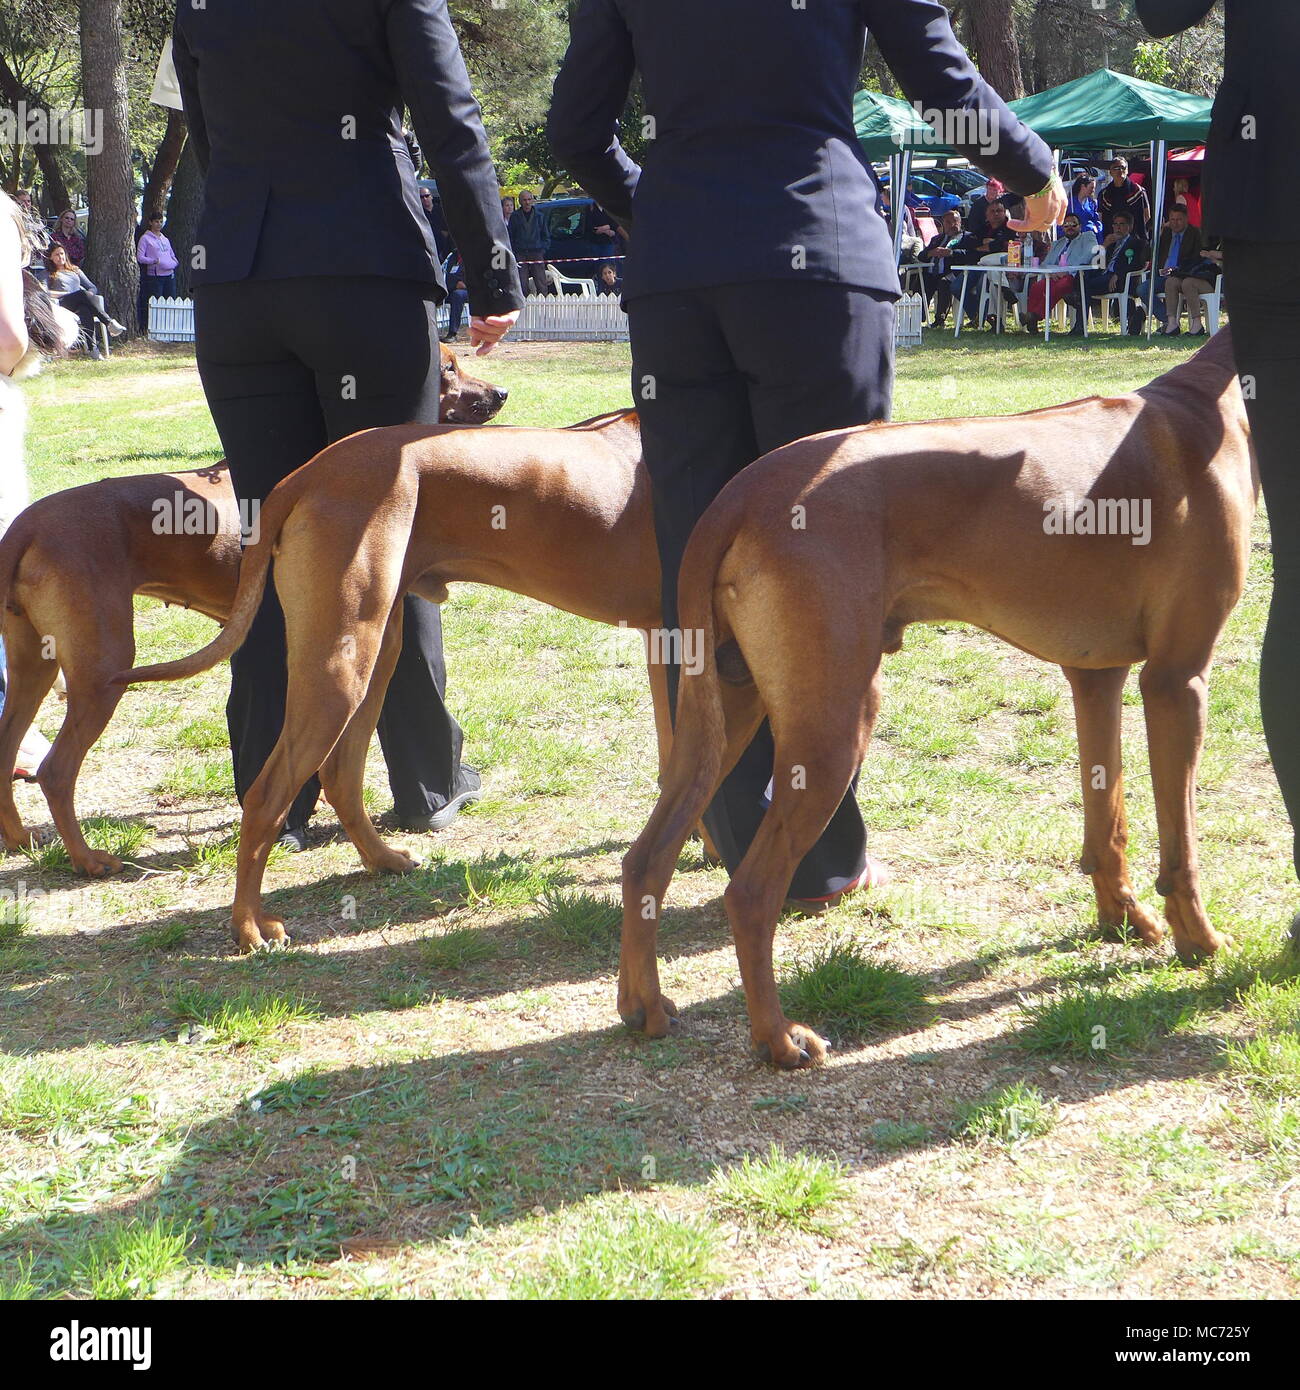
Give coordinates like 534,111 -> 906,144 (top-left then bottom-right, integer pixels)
533,195 -> 625,288
877,165 -> 988,218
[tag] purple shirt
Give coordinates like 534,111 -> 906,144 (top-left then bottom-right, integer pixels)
137,230 -> 179,276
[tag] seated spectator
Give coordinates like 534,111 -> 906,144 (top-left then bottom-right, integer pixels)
136,213 -> 179,329
596,262 -> 622,296
1099,157 -> 1151,241
1155,205 -> 1214,336
967,198 -> 1021,328
920,209 -> 973,330
44,244 -> 126,358
1071,209 -> 1150,334
50,209 -> 86,266
1022,213 -> 1099,335
966,177 -> 1004,239
880,189 -> 925,263
1068,174 -> 1103,239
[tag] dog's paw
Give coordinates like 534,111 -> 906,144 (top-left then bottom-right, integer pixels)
752,1021 -> 830,1070
366,846 -> 419,875
618,991 -> 679,1038
72,849 -> 122,878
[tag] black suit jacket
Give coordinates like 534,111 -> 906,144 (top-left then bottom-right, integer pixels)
172,0 -> 522,314
1137,0 -> 1298,242
546,0 -> 1055,302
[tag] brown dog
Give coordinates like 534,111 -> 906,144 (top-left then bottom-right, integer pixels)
0,344 -> 505,875
118,409 -> 670,949
619,329 -> 1255,1067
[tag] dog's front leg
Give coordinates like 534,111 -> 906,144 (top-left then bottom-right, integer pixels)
1139,658 -> 1227,962
1063,664 -> 1163,946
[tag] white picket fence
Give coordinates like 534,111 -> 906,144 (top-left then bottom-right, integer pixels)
894,292 -> 924,349
146,296 -> 196,342
150,290 -> 926,349
513,292 -> 629,342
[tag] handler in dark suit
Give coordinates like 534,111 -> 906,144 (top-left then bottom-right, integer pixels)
1138,0 -> 1300,910
549,0 -> 1062,904
172,0 -> 522,847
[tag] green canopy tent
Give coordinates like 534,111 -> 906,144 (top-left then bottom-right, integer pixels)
1008,69 -> 1213,335
853,89 -> 955,261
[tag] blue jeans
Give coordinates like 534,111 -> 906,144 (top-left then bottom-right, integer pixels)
448,288 -> 469,335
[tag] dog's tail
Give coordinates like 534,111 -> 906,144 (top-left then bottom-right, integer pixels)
624,502 -> 750,881
114,482 -> 298,686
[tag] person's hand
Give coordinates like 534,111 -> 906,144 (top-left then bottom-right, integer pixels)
1008,173 -> 1068,234
469,310 -> 519,356
1108,275 -> 1118,292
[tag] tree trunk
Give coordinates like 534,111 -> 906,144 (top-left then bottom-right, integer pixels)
965,0 -> 1025,101
164,139 -> 202,297
0,52 -> 74,214
79,0 -> 139,328
139,107 -> 186,226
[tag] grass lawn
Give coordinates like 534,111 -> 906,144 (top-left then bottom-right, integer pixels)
1,327 -> 1298,1300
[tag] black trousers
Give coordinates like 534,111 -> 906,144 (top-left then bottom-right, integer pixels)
194,275 -> 468,831
1224,240 -> 1300,876
627,280 -> 895,899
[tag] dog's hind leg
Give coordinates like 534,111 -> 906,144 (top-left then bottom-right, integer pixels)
28,590 -> 137,876
726,662 -> 880,1069
645,638 -> 721,865
0,614 -> 56,855
230,523 -> 408,953
1062,664 -> 1163,946
318,606 -> 418,875
1138,652 -> 1225,962
620,676 -> 765,1040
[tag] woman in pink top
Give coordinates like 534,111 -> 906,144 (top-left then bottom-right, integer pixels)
136,214 -> 179,330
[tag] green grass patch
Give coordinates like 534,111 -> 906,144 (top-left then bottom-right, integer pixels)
511,1204 -> 719,1300
708,1143 -> 848,1233
956,1081 -> 1057,1147
779,937 -> 930,1040
163,983 -> 320,1045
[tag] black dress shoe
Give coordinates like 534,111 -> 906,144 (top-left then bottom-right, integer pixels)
386,765 -> 482,832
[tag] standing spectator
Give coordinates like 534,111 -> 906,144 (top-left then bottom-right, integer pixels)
136,214 -> 179,330
12,191 -> 50,285
1022,213 -> 1098,335
45,244 -> 127,358
1,191 -> 69,776
420,185 -> 453,262
508,190 -> 551,295
50,210 -> 86,266
172,0 -> 522,852
441,249 -> 470,338
501,195 -> 515,223
1099,157 -> 1151,240
1068,174 -> 1103,239
549,0 -> 1061,920
1154,205 -> 1210,335
1138,0 -> 1300,940
1171,174 -> 1202,226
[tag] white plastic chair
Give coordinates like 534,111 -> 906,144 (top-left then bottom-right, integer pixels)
545,264 -> 596,297
1096,270 -> 1141,335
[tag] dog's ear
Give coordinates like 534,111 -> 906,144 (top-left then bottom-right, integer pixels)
22,271 -> 74,357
